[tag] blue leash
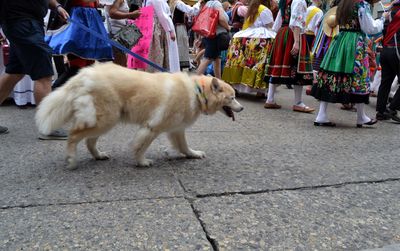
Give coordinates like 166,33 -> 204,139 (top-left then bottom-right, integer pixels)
67,18 -> 169,72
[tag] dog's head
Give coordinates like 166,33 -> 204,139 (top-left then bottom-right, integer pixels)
194,76 -> 243,120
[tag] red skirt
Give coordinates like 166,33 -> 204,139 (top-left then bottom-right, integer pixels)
265,26 -> 313,85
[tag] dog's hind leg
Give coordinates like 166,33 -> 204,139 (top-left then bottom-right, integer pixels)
66,129 -> 88,170
168,130 -> 206,159
86,137 -> 109,160
132,127 -> 158,167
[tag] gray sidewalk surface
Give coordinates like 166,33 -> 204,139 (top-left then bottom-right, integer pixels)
0,88 -> 399,250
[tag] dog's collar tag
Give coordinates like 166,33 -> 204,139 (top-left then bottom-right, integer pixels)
195,81 -> 208,114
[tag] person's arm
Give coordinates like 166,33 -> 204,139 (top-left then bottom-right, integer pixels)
176,0 -> 200,16
290,26 -> 300,56
272,10 -> 282,32
358,2 -> 386,35
218,7 -> 230,31
109,0 -> 141,19
289,0 -> 307,56
237,5 -> 247,17
49,0 -> 69,21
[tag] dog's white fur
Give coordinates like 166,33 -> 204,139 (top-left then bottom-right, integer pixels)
36,62 -> 243,168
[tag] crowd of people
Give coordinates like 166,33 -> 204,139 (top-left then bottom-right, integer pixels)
0,0 -> 399,138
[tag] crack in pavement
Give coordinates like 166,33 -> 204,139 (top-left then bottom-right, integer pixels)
0,195 -> 183,210
195,177 -> 400,198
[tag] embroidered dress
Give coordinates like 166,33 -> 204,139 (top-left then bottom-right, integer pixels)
222,5 -> 275,94
265,0 -> 313,86
311,0 -> 384,104
46,1 -> 113,61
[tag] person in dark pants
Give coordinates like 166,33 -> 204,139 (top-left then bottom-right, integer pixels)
0,0 -> 69,137
376,1 -> 400,122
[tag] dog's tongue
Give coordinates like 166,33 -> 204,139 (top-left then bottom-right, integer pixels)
223,106 -> 235,121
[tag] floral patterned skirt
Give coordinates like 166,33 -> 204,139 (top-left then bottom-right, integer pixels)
311,31 -> 370,104
265,26 -> 313,86
222,37 -> 273,92
146,17 -> 169,73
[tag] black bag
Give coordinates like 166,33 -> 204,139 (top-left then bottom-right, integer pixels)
112,23 -> 143,49
217,32 -> 231,51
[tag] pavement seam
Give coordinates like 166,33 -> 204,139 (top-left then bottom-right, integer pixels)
175,174 -> 219,251
0,195 -> 184,210
195,177 -> 400,198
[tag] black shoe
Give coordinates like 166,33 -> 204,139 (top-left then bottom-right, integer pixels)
385,108 -> 400,123
314,121 -> 336,127
286,84 -> 293,89
376,112 -> 389,120
357,119 -> 378,128
0,126 -> 9,135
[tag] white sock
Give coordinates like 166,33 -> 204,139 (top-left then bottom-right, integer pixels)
267,83 -> 276,103
355,103 -> 371,124
294,85 -> 305,107
315,101 -> 329,123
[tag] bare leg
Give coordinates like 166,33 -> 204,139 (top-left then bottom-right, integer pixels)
86,137 -> 109,160
0,73 -> 24,104
197,58 -> 212,75
213,58 -> 221,79
34,76 -> 52,105
132,127 -> 158,167
168,131 -> 205,158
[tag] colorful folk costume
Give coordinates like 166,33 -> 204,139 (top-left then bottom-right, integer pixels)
311,0 -> 385,127
46,0 -> 113,88
375,1 -> 400,122
304,4 -> 323,49
222,5 -> 275,95
310,6 -> 339,72
145,0 -> 180,72
264,0 -> 314,112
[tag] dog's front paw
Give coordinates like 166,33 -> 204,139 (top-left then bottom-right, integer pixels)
186,150 -> 206,159
66,156 -> 78,170
137,158 -> 153,167
95,152 -> 110,160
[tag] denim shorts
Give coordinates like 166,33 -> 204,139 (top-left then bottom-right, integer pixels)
2,19 -> 54,80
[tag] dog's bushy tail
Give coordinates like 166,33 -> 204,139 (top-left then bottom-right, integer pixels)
35,87 -> 74,135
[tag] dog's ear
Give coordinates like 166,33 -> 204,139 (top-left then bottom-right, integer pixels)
211,78 -> 221,94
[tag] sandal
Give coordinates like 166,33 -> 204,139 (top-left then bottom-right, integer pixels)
264,102 -> 281,109
293,105 -> 315,113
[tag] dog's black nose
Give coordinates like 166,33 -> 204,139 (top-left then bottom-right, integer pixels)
239,106 -> 244,112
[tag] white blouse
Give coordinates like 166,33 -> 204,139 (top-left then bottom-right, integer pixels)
145,0 -> 175,33
175,0 -> 201,16
272,0 -> 307,33
358,1 -> 384,35
305,5 -> 323,35
250,8 -> 274,28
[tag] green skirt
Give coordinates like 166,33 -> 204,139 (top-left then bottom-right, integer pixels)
311,31 -> 370,104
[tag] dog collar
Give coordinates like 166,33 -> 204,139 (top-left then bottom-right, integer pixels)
194,81 -> 208,114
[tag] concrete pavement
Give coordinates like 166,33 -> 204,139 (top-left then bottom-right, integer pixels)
0,88 -> 399,250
